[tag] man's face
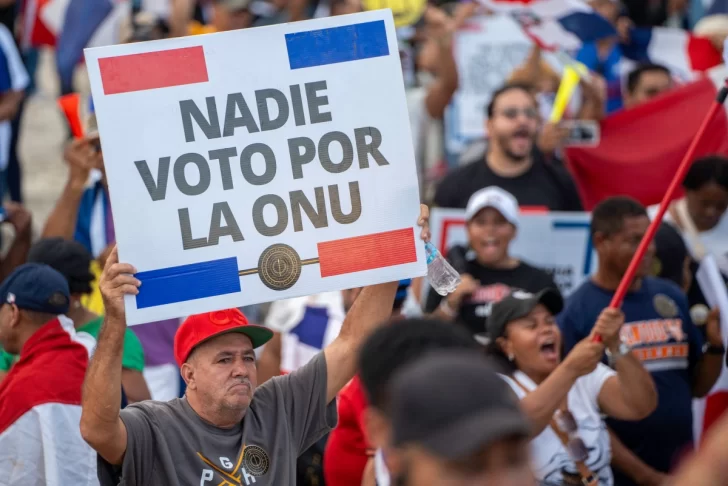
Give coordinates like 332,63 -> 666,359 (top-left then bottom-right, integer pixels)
391,438 -> 534,486
486,90 -> 539,162
596,215 -> 655,278
0,304 -> 20,354
183,333 -> 258,414
626,70 -> 672,107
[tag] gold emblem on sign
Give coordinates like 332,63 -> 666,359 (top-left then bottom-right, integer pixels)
653,294 -> 679,318
237,244 -> 320,291
257,244 -> 303,291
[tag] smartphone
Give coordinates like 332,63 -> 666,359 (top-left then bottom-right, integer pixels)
562,120 -> 600,147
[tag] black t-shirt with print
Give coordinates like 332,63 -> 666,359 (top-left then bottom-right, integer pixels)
425,246 -> 560,336
433,149 -> 583,211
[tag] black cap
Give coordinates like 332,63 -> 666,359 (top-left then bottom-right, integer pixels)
390,351 -> 529,459
28,238 -> 94,295
0,263 -> 70,315
487,288 -> 563,340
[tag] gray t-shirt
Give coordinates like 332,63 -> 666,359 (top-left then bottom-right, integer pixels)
100,352 -> 336,485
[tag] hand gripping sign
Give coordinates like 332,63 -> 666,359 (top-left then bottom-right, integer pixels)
85,10 -> 426,325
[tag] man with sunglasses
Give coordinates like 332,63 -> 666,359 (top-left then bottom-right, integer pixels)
433,83 -> 582,212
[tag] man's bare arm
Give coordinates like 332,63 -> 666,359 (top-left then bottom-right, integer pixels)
324,281 -> 399,402
80,247 -> 140,465
323,206 -> 430,402
0,90 -> 23,122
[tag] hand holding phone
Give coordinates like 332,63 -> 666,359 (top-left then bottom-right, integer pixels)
562,120 -> 600,147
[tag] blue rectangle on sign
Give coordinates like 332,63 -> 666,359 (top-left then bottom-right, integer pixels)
285,20 -> 389,70
135,257 -> 240,309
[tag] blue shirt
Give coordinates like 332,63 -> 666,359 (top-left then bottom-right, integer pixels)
0,43 -> 10,94
576,42 -> 624,114
558,278 -> 703,484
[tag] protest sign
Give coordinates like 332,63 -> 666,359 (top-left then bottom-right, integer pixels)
430,209 -> 597,296
85,10 -> 426,325
446,15 -> 532,154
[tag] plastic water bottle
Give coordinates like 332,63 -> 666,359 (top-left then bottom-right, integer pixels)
425,242 -> 461,296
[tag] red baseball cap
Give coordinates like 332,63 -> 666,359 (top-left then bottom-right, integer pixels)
174,308 -> 274,367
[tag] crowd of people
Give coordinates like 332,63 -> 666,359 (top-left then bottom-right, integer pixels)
2,0 -> 728,484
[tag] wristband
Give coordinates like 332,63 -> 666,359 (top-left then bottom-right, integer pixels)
703,343 -> 725,355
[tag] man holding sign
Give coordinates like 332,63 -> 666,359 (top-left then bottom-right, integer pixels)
81,206 -> 428,486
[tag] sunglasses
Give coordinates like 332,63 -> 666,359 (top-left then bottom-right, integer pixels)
554,409 -> 589,463
496,107 -> 538,120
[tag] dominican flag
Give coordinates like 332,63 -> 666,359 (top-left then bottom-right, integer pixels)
565,76 -> 728,210
621,27 -> 723,77
0,317 -> 97,485
477,0 -> 616,51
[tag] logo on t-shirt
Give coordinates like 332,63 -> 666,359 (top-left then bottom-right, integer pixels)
198,444 -> 270,485
242,445 -> 270,476
620,319 -> 689,371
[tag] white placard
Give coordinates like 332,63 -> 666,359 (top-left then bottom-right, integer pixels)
447,15 -> 532,152
430,208 -> 598,296
85,10 -> 426,325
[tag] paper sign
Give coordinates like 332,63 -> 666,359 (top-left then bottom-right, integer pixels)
429,209 -> 597,296
84,10 -> 426,325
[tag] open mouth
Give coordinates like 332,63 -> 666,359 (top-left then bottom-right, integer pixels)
512,128 -> 531,141
539,339 -> 559,361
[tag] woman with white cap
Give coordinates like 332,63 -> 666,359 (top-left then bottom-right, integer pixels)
426,186 -> 559,338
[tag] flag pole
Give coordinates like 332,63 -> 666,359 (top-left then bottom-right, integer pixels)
593,79 -> 728,342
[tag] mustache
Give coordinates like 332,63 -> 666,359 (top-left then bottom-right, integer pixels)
228,377 -> 252,389
512,126 -> 531,137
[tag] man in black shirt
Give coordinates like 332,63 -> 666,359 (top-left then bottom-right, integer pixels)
434,83 -> 583,211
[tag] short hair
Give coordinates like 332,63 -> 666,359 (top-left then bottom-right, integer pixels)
358,318 -> 479,412
626,63 -> 670,94
683,155 -> 728,192
486,83 -> 537,118
590,196 -> 647,239
23,309 -> 58,327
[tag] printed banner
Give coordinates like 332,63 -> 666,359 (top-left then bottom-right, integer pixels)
85,10 -> 426,324
430,208 -> 597,296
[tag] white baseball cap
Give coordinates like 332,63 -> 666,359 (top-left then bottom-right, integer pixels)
464,186 -> 519,226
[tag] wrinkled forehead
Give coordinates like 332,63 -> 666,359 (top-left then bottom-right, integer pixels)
194,331 -> 255,357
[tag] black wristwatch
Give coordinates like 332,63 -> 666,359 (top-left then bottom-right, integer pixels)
703,343 -> 726,355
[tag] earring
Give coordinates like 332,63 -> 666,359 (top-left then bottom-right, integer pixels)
508,353 -> 515,362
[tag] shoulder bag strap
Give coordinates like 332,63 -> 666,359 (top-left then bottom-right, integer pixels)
512,377 -> 598,486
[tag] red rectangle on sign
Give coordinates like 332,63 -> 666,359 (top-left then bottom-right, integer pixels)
318,228 -> 417,277
98,46 -> 208,95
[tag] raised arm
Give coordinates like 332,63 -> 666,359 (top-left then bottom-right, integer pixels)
594,308 -> 657,420
80,247 -> 141,465
323,205 -> 430,402
516,337 -> 603,436
42,138 -> 100,240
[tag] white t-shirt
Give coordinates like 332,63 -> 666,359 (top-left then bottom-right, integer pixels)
500,364 -> 616,486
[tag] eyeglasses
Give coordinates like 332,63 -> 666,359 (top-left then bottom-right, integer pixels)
496,107 -> 539,120
554,409 -> 589,463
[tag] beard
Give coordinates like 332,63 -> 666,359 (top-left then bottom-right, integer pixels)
495,131 -> 535,162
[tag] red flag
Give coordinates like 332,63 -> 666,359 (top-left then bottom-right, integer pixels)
565,77 -> 728,210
